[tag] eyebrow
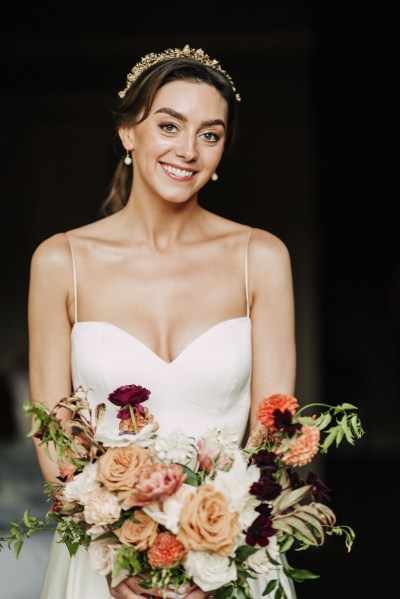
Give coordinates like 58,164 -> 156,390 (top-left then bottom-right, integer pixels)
154,107 -> 226,129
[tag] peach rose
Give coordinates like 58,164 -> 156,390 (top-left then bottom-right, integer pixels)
147,532 -> 186,568
177,484 -> 240,556
122,463 -> 186,509
257,394 -> 299,431
114,509 -> 158,551
281,424 -> 320,467
97,445 -> 150,495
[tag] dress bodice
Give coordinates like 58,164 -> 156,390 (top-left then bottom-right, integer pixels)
67,230 -> 253,445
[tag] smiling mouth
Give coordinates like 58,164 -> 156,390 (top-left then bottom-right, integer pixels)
160,162 -> 196,179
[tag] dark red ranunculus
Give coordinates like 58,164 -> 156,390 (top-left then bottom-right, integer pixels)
306,471 -> 331,503
246,513 -> 275,547
107,384 -> 151,420
273,408 -> 302,437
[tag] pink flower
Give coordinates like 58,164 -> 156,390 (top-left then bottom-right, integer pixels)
281,425 -> 320,467
50,492 -> 77,515
197,438 -> 233,474
108,384 -> 151,420
123,463 -> 186,508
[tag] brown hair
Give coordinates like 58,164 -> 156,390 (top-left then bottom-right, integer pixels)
101,57 -> 239,215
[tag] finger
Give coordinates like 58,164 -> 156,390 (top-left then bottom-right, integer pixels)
124,579 -> 175,599
109,579 -> 145,599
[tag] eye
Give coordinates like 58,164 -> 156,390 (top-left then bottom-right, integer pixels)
159,122 -> 178,133
200,131 -> 221,143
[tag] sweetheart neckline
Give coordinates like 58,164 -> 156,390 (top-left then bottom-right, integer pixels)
71,316 -> 251,366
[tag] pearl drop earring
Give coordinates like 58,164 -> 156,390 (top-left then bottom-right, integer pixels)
124,151 -> 132,165
211,172 -> 219,181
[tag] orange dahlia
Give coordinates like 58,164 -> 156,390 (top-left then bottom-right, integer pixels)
281,425 -> 320,467
257,394 -> 299,431
147,532 -> 186,568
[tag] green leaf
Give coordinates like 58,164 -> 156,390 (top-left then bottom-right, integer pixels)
284,567 -> 320,581
262,580 -> 277,595
235,545 -> 259,561
340,415 -> 355,445
320,427 -> 338,453
180,465 -> 199,487
13,540 -> 23,559
274,587 -> 284,599
278,535 -> 294,553
318,413 -> 332,430
339,403 -> 358,410
272,486 -> 310,513
279,516 -> 317,544
214,585 -> 234,599
234,587 -> 248,599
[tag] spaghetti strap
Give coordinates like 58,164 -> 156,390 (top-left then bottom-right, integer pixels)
244,228 -> 252,318
65,233 -> 78,324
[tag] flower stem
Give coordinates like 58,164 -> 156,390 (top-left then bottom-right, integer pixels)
128,405 -> 138,434
296,403 -> 335,416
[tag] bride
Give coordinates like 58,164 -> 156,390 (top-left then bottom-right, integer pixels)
28,45 -> 296,599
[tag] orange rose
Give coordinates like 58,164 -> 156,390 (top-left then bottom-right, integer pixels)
177,484 -> 240,556
147,532 -> 186,568
257,394 -> 299,431
114,509 -> 158,551
281,424 -> 320,467
97,445 -> 150,496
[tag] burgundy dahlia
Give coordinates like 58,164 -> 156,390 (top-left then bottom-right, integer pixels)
246,513 -> 275,547
107,384 -> 151,420
251,450 -> 279,474
306,471 -> 332,503
287,467 -> 305,490
273,408 -> 302,437
250,476 -> 281,501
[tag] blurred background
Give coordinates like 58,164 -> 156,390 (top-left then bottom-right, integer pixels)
0,1 -> 398,597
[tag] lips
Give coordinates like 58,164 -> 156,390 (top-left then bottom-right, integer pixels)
160,162 -> 196,180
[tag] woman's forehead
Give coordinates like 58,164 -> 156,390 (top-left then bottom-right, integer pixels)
150,80 -> 228,121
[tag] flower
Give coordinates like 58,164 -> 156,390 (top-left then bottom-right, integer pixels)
257,394 -> 299,431
108,384 -> 151,420
83,487 -> 121,525
280,424 -> 320,467
272,409 -> 302,437
306,472 -> 331,503
114,509 -> 158,550
184,551 -> 237,592
119,407 -> 157,433
88,538 -> 119,576
197,438 -> 233,474
49,492 -> 77,515
142,483 -> 195,534
245,504 -> 275,547
177,484 -> 241,556
149,431 -> 198,469
123,463 -> 186,508
97,445 -> 150,495
63,461 -> 101,505
244,535 -> 280,575
147,532 -> 186,568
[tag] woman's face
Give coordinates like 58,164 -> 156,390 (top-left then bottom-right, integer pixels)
121,80 -> 228,204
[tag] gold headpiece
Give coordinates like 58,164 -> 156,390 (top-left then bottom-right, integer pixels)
118,44 -> 241,102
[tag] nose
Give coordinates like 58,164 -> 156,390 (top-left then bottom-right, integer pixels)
175,134 -> 197,161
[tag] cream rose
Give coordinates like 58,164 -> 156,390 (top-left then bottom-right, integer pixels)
143,483 -> 195,534
185,551 -> 237,591
97,445 -> 150,495
114,509 -> 158,551
244,536 -> 280,575
88,538 -> 119,575
64,461 -> 100,505
83,487 -> 121,525
177,484 -> 240,556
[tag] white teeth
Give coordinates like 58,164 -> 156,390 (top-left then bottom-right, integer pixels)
162,164 -> 194,178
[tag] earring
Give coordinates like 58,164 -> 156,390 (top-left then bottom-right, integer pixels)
124,151 -> 132,165
211,172 -> 219,181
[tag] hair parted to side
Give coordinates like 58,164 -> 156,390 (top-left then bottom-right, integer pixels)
101,55 -> 240,215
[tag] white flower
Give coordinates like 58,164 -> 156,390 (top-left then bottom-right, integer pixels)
200,427 -> 239,454
86,524 -> 109,539
88,538 -> 119,575
210,449 -> 261,527
142,483 -> 195,534
185,551 -> 237,591
245,536 -> 280,575
64,462 -> 100,505
95,421 -> 158,447
149,431 -> 198,468
83,487 -> 121,525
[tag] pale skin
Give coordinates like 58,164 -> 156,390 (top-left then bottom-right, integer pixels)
28,80 -> 296,599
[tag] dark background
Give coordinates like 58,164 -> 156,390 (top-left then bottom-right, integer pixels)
0,2 -> 398,597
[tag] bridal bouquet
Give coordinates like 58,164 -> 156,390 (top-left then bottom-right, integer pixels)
0,385 -> 364,598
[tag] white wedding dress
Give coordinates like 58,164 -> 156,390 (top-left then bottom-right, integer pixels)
39,231 -> 296,599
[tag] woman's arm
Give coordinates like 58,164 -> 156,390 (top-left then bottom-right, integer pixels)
28,232 -> 75,482
248,228 -> 296,433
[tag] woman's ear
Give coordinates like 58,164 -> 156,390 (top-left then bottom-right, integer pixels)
118,126 -> 135,151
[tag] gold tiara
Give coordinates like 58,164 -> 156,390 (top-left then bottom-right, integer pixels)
118,44 -> 241,102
